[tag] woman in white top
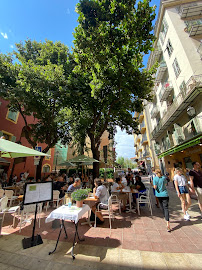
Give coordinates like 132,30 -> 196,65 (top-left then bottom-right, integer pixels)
174,168 -> 191,220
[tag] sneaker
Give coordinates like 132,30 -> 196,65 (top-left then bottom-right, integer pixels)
184,214 -> 190,221
186,211 -> 190,218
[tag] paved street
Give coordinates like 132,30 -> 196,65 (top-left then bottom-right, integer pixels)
1,177 -> 202,269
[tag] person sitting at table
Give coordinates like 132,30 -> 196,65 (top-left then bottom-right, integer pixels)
91,178 -> 109,223
134,175 -> 146,193
54,174 -> 66,198
111,177 -> 128,211
67,178 -> 81,193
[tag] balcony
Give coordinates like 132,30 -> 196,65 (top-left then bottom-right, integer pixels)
151,106 -> 160,119
159,81 -> 174,102
140,120 -> 146,134
179,4 -> 202,19
143,149 -> 150,158
185,19 -> 202,36
155,61 -> 167,82
138,113 -> 144,123
197,43 -> 202,60
151,75 -> 202,140
141,133 -> 148,145
152,42 -> 162,62
137,145 -> 142,152
135,134 -> 141,144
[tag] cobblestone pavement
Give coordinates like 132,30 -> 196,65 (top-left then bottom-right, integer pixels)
1,176 -> 202,269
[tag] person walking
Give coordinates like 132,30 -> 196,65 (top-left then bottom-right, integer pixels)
189,162 -> 202,219
174,168 -> 191,221
153,169 -> 171,232
150,167 -> 159,208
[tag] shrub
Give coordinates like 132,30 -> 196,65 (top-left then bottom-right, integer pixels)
71,189 -> 91,201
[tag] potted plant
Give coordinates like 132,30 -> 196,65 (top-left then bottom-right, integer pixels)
71,189 -> 91,207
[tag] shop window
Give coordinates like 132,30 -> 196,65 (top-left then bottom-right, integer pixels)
184,157 -> 193,170
42,164 -> 51,173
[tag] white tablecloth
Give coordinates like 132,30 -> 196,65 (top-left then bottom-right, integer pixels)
45,204 -> 90,224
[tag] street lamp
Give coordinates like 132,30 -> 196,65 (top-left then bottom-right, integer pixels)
55,150 -> 59,173
187,106 -> 196,117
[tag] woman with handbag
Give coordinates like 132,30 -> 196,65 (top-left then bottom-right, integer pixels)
153,169 -> 171,232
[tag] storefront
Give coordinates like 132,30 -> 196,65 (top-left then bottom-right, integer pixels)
158,135 -> 202,181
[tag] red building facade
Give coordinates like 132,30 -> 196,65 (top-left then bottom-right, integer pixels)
0,98 -> 55,181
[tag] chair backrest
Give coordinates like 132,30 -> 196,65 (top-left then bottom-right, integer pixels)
0,189 -> 4,198
108,196 -> 113,212
5,190 -> 14,199
53,190 -> 60,200
0,196 -> 8,211
22,203 -> 42,214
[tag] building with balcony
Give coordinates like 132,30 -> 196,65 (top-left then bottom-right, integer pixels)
133,112 -> 156,173
146,0 -> 202,180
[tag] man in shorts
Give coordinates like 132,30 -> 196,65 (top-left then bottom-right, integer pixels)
189,162 -> 202,219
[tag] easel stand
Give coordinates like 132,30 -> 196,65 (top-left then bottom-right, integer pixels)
22,203 -> 43,249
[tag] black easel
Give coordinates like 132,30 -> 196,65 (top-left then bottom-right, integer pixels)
22,203 -> 43,249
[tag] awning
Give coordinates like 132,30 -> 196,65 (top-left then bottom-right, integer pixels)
158,135 -> 202,158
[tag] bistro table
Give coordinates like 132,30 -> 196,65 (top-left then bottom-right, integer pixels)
45,204 -> 90,260
122,187 -> 139,214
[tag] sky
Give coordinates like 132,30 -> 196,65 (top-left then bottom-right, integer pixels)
0,0 -> 160,159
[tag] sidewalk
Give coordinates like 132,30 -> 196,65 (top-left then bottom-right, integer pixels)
1,177 -> 202,269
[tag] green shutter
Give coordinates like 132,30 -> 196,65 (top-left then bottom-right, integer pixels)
8,111 -> 18,122
0,131 -> 3,137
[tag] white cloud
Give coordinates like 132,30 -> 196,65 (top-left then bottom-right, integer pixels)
10,45 -> 14,49
115,127 -> 135,159
1,32 -> 8,39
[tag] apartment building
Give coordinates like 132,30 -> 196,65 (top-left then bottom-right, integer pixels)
145,0 -> 202,180
134,111 -> 156,173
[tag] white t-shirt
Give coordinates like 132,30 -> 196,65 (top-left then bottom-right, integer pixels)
111,182 -> 120,193
174,174 -> 187,186
95,185 -> 108,204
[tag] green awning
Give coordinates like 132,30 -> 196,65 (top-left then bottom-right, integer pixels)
158,135 -> 202,158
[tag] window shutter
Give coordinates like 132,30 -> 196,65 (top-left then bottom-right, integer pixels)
0,131 -> 3,137
8,111 -> 18,122
193,118 -> 202,133
174,124 -> 185,143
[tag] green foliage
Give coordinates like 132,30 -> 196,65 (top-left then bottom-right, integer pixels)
116,156 -> 137,169
99,168 -> 114,179
0,40 -> 72,151
71,188 -> 91,201
68,0 -> 156,177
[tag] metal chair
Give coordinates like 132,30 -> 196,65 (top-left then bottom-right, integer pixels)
4,190 -> 18,207
136,188 -> 152,216
0,196 -> 20,228
94,196 -> 114,231
0,189 -> 4,198
19,203 -> 42,232
111,193 -> 121,214
45,190 -> 60,211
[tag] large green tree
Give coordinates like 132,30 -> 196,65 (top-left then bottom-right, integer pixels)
0,40 -> 72,179
69,0 -> 156,177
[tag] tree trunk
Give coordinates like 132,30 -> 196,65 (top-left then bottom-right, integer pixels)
36,156 -> 45,180
92,147 -> 100,179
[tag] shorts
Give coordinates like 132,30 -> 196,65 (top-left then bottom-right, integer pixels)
178,186 -> 188,194
195,187 -> 202,205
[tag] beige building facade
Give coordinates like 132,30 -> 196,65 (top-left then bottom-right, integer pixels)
145,0 -> 202,180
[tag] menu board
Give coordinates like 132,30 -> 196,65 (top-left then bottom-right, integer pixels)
23,182 -> 53,205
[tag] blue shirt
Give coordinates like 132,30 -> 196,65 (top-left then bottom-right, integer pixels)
153,176 -> 169,197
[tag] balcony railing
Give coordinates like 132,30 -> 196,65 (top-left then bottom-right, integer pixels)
155,61 -> 167,82
151,74 -> 202,139
178,4 -> 202,19
151,106 -> 160,119
143,150 -> 150,158
197,43 -> 202,60
140,120 -> 146,134
159,81 -> 174,102
141,133 -> 148,145
185,19 -> 202,36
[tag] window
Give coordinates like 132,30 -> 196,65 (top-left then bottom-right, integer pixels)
172,58 -> 181,78
166,39 -> 173,57
0,130 -> 16,142
6,110 -> 19,123
42,164 -> 51,173
160,17 -> 169,44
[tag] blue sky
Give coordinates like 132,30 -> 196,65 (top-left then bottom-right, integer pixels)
0,0 -> 160,159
